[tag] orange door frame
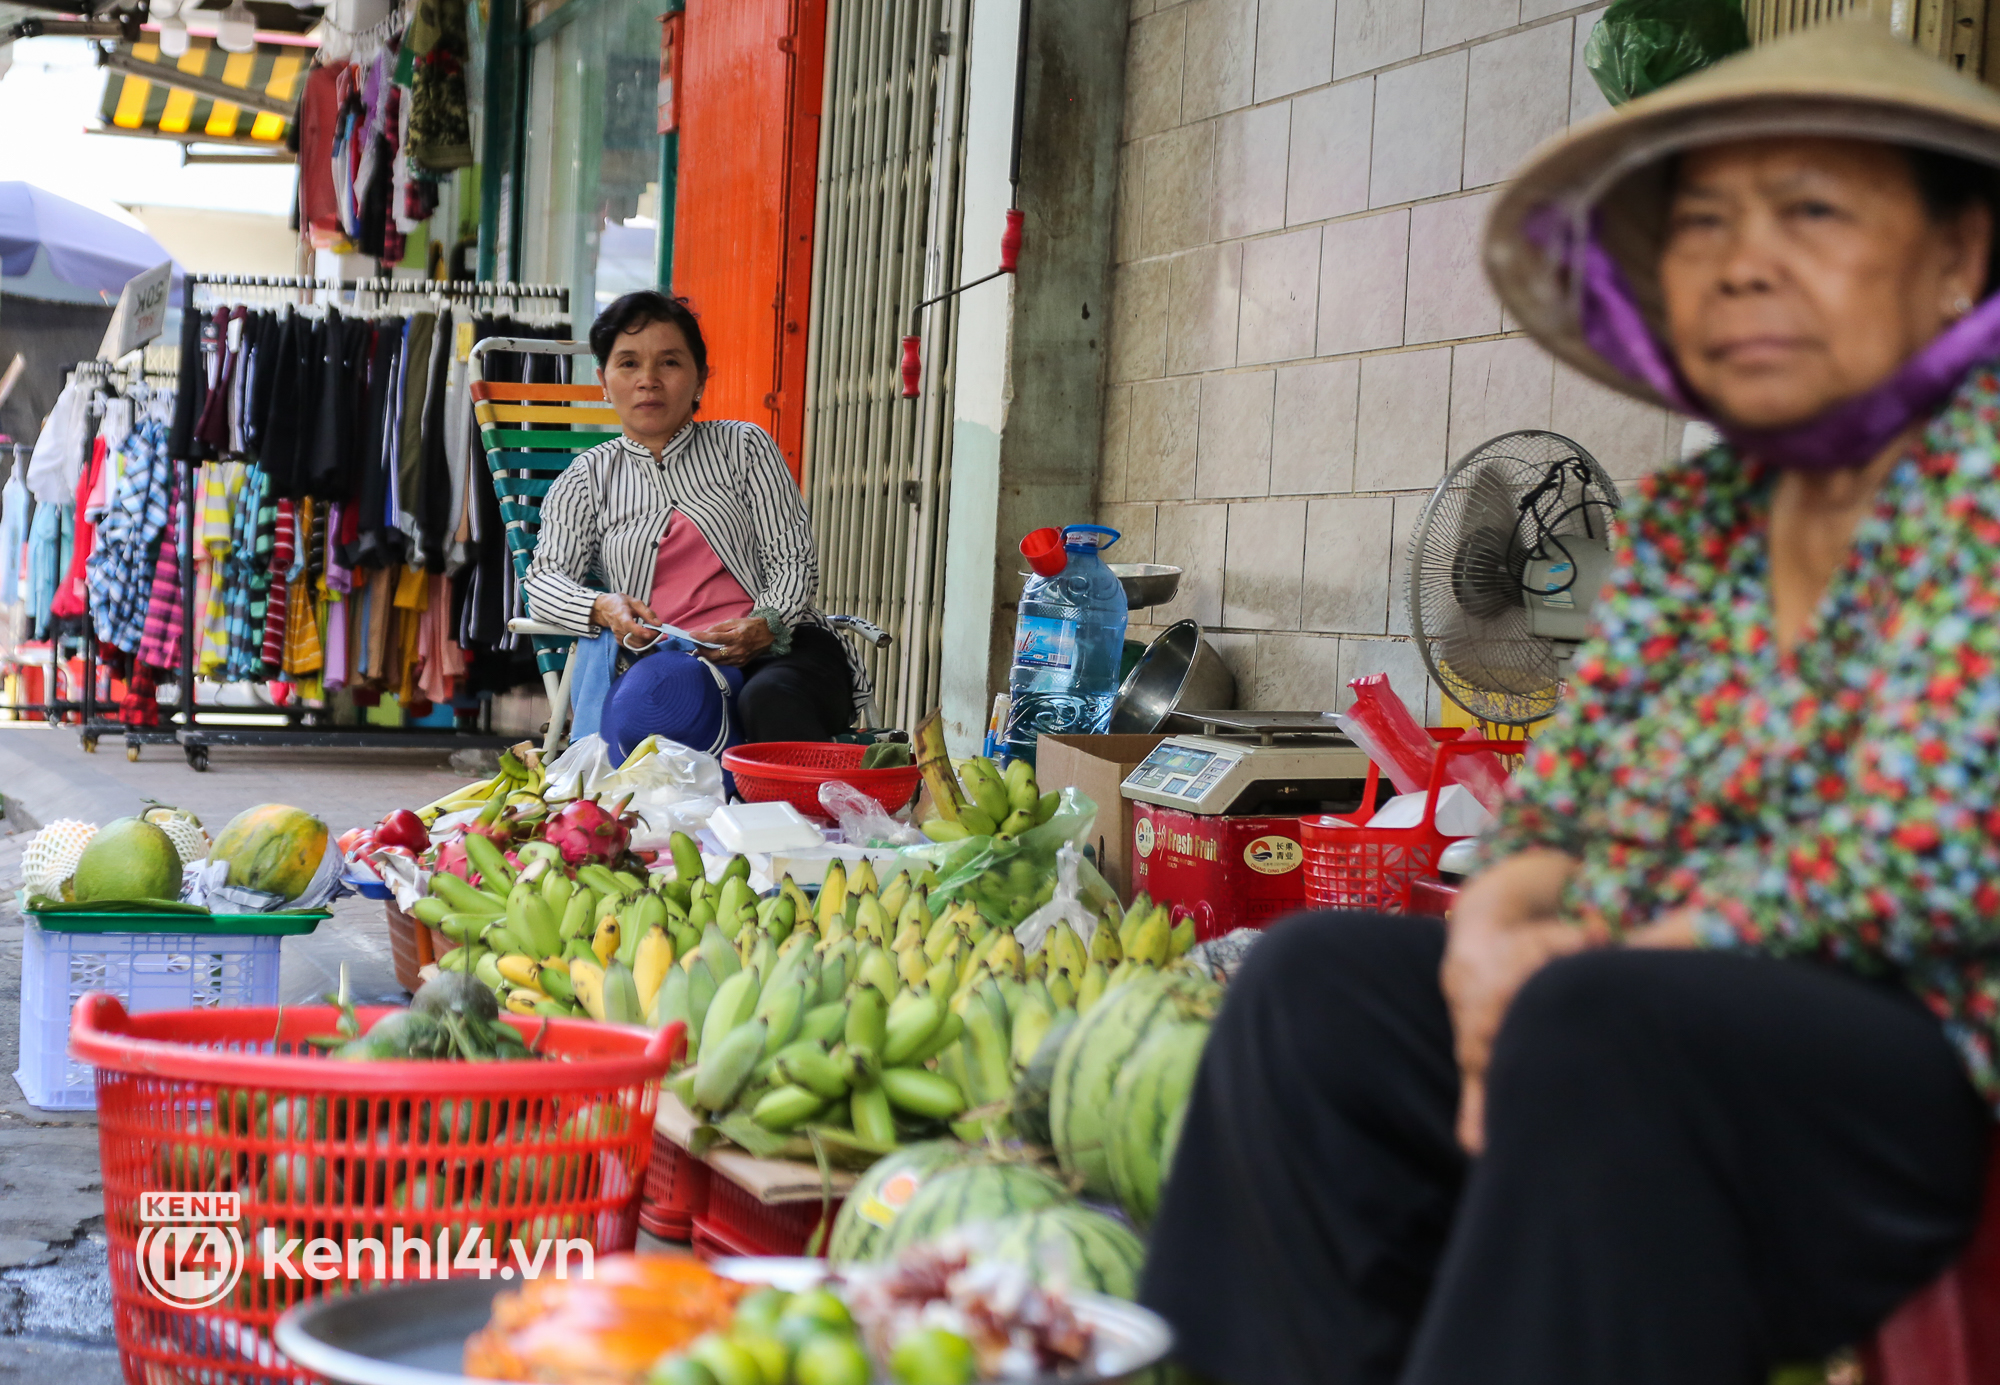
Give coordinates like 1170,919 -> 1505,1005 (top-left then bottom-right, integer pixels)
670,0 -> 827,484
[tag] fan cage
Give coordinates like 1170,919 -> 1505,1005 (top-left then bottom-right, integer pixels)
1408,430 -> 1621,727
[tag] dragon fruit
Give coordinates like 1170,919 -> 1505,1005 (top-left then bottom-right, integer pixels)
544,798 -> 631,866
433,839 -> 476,885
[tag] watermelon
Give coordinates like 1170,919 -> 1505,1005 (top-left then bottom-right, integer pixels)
1107,1021 -> 1209,1225
828,1140 -> 977,1264
986,1204 -> 1147,1300
1012,1016 -> 1076,1147
876,1161 -> 1072,1261
1051,971 -> 1219,1199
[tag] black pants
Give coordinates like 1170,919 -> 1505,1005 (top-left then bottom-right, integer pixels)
736,624 -> 855,743
1140,912 -> 1991,1385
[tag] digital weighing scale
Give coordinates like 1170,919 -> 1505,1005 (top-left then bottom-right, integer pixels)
1120,712 -> 1374,815
1121,712 -> 1377,939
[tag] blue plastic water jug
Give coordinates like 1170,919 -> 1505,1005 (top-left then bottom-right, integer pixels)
1002,525 -> 1130,765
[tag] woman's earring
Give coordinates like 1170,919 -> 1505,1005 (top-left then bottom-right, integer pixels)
1953,292 -> 1976,318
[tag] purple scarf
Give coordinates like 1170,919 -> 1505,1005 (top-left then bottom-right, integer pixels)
1530,205 -> 2000,472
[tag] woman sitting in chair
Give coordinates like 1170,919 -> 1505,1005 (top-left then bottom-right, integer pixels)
523,290 -> 863,748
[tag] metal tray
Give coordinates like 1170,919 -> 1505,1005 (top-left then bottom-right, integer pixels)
273,1258 -> 1174,1385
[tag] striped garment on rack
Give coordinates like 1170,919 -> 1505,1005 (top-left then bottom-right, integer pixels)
136,469 -> 186,670
84,418 -> 175,655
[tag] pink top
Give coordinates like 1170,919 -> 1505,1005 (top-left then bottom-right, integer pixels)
649,509 -> 755,634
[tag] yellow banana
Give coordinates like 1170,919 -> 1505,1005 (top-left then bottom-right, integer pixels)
850,857 -> 878,898
496,953 -> 541,988
569,956 -> 607,1021
592,914 -> 621,966
1128,906 -> 1170,967
633,927 -> 675,1011
816,862 -> 848,930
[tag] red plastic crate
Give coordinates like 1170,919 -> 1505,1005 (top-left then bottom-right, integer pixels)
639,1128 -> 710,1243
692,1171 -> 841,1259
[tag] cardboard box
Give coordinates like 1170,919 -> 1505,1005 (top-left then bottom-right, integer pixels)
1033,734 -> 1169,897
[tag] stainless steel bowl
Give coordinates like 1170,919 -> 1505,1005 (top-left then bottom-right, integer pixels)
1109,563 -> 1182,611
1110,619 -> 1238,733
274,1258 -> 1174,1385
1014,563 -> 1183,612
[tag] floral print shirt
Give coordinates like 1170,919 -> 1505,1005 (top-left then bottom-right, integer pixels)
1482,362 -> 2000,1108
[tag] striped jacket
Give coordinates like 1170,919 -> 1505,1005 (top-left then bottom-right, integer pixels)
522,420 -> 870,717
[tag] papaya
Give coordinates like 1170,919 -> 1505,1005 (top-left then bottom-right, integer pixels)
210,804 -> 330,901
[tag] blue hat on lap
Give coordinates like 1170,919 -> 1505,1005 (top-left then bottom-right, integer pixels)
600,649 -> 743,763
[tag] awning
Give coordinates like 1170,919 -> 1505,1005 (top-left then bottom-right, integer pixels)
96,37 -> 304,148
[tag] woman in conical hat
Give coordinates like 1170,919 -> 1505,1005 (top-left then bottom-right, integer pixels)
1144,20 -> 2000,1385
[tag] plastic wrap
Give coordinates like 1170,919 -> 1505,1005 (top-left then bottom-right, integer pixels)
818,780 -> 927,848
1583,0 -> 1747,107
899,787 -> 1116,931
543,733 -> 726,848
1014,842 -> 1102,954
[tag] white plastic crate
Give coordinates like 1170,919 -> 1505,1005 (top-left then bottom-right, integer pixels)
16,921 -> 283,1110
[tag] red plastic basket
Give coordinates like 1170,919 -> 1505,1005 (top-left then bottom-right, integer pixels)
691,1171 -> 842,1259
722,742 -> 923,823
638,1128 -> 710,1242
1300,738 -> 1521,915
71,994 -> 681,1385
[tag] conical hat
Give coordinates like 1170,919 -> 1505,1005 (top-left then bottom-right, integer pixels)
1484,18 -> 2000,409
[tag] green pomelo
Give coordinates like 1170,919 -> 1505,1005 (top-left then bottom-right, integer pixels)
986,1203 -> 1148,1299
875,1161 -> 1072,1260
71,817 -> 183,902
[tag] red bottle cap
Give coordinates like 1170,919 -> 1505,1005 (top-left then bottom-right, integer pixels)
1020,527 -> 1065,577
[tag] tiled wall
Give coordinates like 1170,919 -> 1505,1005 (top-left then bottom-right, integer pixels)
1098,0 -> 1682,721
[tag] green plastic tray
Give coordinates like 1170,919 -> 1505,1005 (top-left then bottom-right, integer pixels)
26,904 -> 329,936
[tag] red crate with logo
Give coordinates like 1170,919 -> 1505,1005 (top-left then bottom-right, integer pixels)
1128,806 -> 1308,940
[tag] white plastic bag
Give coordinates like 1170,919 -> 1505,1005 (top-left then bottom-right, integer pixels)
819,780 -> 925,848
1013,842 -> 1101,954
599,735 -> 727,848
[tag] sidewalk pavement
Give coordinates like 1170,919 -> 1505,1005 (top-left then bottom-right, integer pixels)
0,723 -> 479,1377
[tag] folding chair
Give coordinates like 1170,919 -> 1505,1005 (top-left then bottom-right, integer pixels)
471,337 -> 896,759
471,338 -> 616,759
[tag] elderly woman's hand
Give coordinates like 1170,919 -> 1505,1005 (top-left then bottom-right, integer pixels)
690,617 -> 777,667
592,593 -> 660,644
1443,849 -> 1607,1155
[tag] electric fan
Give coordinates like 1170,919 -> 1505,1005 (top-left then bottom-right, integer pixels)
1407,430 -> 1623,726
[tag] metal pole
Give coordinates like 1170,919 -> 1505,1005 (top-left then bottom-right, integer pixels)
178,275 -> 199,734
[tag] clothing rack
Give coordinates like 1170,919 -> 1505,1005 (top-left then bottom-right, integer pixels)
162,273 -> 572,770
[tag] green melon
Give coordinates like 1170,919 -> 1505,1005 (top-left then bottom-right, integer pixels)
828,1140 -> 977,1264
1107,1021 -> 1209,1226
1050,971 -> 1219,1199
875,1161 -> 1072,1261
986,1204 -> 1148,1300
209,804 -> 328,900
71,817 -> 184,902
1012,1016 -> 1075,1148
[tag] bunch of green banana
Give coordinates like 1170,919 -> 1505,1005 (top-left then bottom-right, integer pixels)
918,755 -> 1060,842
414,747 -> 546,827
414,826 -> 766,1024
